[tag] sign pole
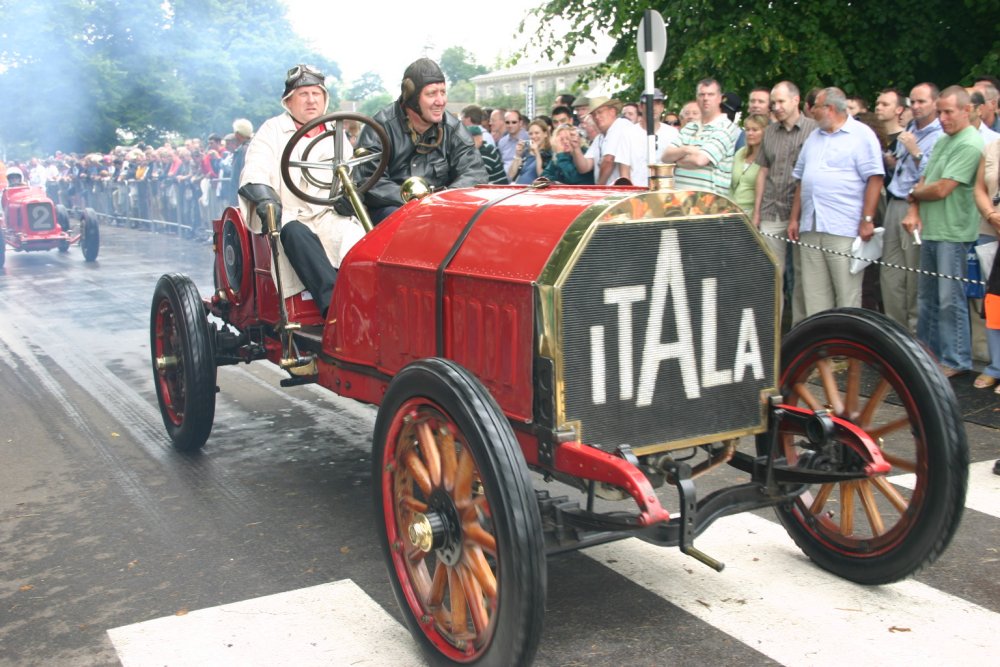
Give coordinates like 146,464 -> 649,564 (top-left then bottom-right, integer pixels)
637,10 -> 667,165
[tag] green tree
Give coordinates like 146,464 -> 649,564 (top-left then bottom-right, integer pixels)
439,46 -> 488,85
358,92 -> 394,117
0,0 -> 341,157
448,80 -> 476,103
525,1 -> 1000,105
345,72 -> 387,101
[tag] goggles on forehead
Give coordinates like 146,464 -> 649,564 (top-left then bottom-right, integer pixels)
286,64 -> 323,86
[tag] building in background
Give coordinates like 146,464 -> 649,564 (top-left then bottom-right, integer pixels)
470,46 -> 617,115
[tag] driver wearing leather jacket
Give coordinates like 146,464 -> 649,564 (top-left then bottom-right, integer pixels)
355,58 -> 487,223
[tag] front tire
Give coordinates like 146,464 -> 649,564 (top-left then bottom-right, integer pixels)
81,208 -> 100,262
150,273 -> 217,452
373,358 -> 546,666
769,308 -> 967,584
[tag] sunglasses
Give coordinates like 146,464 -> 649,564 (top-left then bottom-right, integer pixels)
666,120 -> 681,126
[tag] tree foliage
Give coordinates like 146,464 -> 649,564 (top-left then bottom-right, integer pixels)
0,0 -> 341,157
526,0 -> 1000,108
358,92 -> 394,117
345,71 -> 387,101
440,46 -> 488,85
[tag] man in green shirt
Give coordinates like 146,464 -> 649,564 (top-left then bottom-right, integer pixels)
902,85 -> 985,375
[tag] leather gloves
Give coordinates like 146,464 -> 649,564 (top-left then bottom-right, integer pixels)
238,183 -> 282,232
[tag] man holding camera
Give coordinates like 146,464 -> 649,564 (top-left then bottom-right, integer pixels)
498,109 -> 530,173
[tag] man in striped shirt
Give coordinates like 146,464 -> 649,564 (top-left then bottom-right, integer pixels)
661,78 -> 739,195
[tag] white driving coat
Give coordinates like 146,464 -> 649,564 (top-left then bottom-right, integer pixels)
239,112 -> 365,299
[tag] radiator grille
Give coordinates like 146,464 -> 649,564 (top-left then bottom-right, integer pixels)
27,203 -> 55,231
559,214 -> 778,452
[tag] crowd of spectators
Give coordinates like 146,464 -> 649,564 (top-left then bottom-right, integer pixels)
0,119 -> 254,240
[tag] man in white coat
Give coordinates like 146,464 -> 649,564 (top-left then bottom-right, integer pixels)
239,64 -> 364,318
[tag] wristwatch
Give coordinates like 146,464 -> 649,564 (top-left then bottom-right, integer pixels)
913,151 -> 924,161
862,215 -> 874,223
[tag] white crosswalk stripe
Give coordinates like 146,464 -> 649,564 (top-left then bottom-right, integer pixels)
108,463 -> 1000,667
585,512 -> 997,667
108,580 -> 426,667
892,460 -> 1000,519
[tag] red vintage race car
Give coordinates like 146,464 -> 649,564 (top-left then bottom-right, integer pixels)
150,112 -> 968,667
0,175 -> 100,269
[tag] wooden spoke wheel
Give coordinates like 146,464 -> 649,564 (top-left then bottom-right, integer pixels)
373,359 -> 545,666
767,308 -> 968,584
150,273 -> 216,452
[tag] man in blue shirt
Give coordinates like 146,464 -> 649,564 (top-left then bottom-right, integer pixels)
789,87 -> 885,317
497,110 -> 529,173
881,82 -> 943,333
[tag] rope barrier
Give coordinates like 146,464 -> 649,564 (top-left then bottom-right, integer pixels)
86,209 -> 193,234
757,229 -> 988,288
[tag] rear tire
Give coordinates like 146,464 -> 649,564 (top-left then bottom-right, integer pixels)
56,204 -> 70,232
767,308 -> 967,584
150,273 -> 217,452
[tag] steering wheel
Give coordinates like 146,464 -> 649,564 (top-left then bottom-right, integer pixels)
280,112 -> 390,206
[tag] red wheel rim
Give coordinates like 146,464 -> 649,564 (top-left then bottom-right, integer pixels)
380,398 -> 499,662
153,298 -> 185,427
781,340 -> 927,557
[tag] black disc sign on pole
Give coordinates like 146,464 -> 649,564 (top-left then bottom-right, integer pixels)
637,10 -> 667,162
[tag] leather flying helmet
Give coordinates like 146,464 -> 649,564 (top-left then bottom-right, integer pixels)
400,58 -> 446,113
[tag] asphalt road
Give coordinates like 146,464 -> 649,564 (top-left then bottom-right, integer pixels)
1,223 -> 998,667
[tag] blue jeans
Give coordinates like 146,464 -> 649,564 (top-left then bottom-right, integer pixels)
917,240 -> 973,370
986,328 -> 1000,379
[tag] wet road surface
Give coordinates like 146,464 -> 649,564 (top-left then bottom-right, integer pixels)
1,224 -> 998,666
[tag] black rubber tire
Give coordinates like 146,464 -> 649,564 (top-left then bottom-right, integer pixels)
150,273 -> 217,452
373,358 -> 546,666
81,208 -> 100,262
766,308 -> 968,584
56,204 -> 70,232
